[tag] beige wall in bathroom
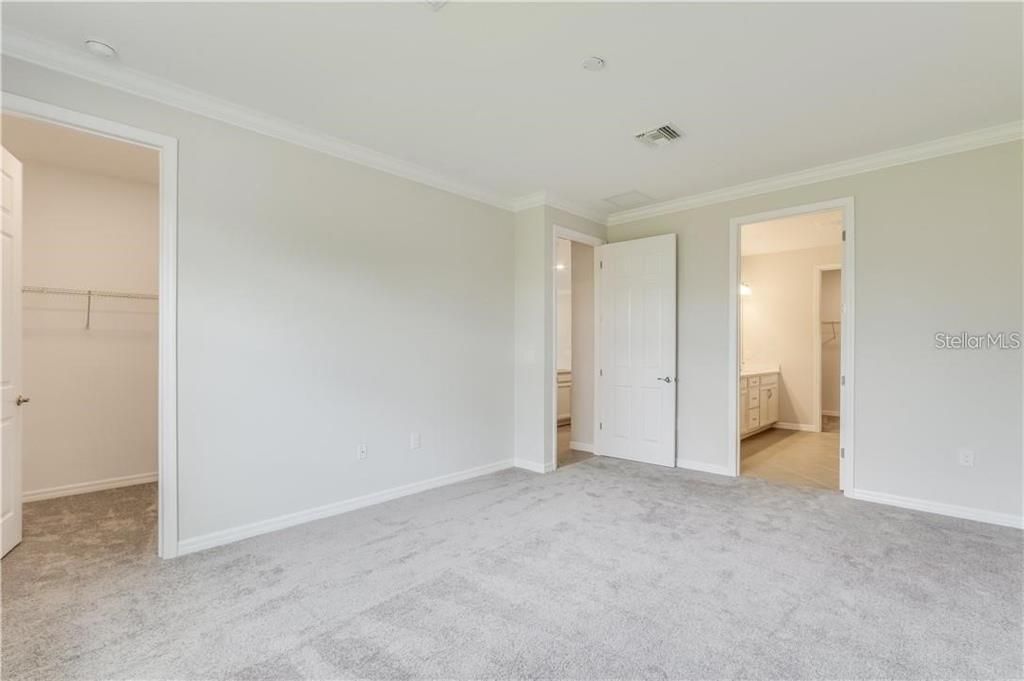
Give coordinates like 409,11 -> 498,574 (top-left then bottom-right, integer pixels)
820,269 -> 842,416
741,244 -> 842,427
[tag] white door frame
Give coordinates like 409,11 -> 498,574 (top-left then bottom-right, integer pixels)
728,197 -> 855,491
549,225 -> 604,472
813,264 -> 842,433
2,94 -> 180,558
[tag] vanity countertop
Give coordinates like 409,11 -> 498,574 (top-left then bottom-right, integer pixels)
741,365 -> 780,378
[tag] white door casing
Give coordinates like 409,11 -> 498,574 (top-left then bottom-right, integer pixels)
1,147 -> 23,557
596,234 -> 677,467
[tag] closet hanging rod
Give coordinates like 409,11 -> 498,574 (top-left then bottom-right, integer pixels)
22,286 -> 157,301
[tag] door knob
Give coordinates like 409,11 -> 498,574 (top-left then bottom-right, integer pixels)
16,395 -> 30,406
657,376 -> 674,383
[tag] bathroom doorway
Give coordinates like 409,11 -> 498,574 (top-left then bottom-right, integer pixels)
729,199 -> 854,491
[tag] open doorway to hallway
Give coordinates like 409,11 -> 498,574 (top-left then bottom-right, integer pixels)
555,236 -> 596,469
1,113 -> 161,558
737,208 -> 845,490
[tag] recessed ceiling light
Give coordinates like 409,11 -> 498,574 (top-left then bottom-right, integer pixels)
582,56 -> 606,72
555,263 -> 566,271
84,39 -> 118,59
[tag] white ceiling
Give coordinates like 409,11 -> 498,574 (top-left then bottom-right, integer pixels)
742,210 -> 842,256
4,3 -> 1020,220
1,113 -> 158,184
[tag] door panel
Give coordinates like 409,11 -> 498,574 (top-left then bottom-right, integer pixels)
597,234 -> 676,467
1,147 -> 23,558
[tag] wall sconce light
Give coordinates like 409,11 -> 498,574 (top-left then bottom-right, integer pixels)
739,283 -> 752,296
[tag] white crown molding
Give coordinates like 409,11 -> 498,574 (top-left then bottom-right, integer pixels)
8,30 -> 1018,229
608,120 -> 1024,226
1,29 -> 512,210
509,191 -> 548,212
509,191 -> 608,225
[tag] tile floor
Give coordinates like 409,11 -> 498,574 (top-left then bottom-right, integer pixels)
741,422 -> 840,490
556,424 -> 593,468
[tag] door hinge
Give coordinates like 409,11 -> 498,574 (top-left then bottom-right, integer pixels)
842,230 -> 846,242
841,375 -> 845,386
599,260 -> 604,269
599,369 -> 603,377
599,422 -> 603,430
840,447 -> 845,459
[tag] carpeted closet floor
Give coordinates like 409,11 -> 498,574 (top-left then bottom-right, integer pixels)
2,458 -> 1020,680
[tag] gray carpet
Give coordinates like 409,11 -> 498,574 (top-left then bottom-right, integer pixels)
2,457 -> 1021,680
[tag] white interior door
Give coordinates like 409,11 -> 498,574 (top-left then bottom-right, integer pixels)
1,147 -> 24,558
596,234 -> 677,467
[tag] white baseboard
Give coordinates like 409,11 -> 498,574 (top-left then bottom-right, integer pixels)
178,459 -> 513,556
514,458 -> 555,474
676,458 -> 735,477
24,472 -> 158,503
846,488 -> 1023,529
775,422 -> 819,432
822,410 -> 840,417
569,441 -> 595,453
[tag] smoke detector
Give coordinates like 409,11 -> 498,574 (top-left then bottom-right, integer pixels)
84,39 -> 118,59
603,190 -> 654,210
634,124 -> 682,147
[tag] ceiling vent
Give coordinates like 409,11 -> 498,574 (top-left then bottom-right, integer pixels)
635,124 -> 682,147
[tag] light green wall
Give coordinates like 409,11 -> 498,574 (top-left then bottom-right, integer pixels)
610,142 -> 1023,519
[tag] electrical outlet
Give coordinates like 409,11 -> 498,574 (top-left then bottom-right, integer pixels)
957,449 -> 975,467
409,432 -> 422,450
358,444 -> 368,460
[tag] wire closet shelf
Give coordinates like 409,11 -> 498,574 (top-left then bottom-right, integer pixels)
23,286 -> 158,330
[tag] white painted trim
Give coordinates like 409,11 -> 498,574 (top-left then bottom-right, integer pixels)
822,410 -> 840,418
9,28 -> 1018,231
511,192 -> 608,225
676,459 -> 733,477
179,459 -> 514,556
24,473 -> 157,503
569,441 -> 595,453
774,422 -> 820,432
549,225 -> 606,472
554,224 -> 604,248
608,121 -> 1023,225
846,488 -> 1024,530
1,29 -> 509,211
3,94 -> 180,558
593,243 -> 604,460
509,192 -> 549,212
812,264 -> 842,434
729,197 -> 855,492
727,222 -> 740,477
514,458 -> 555,474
